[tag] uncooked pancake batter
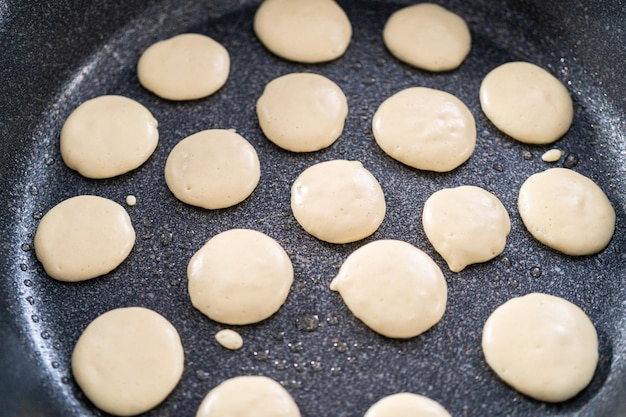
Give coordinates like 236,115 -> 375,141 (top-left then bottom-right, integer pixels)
34,195 -> 135,282
364,393 -> 452,417
372,87 -> 476,172
482,293 -> 598,402
72,307 -> 184,416
60,95 -> 158,179
187,229 -> 293,325
256,72 -> 348,152
383,3 -> 471,71
253,0 -> 352,63
291,160 -> 386,244
125,195 -> 137,206
480,61 -> 573,144
165,129 -> 260,210
541,149 -> 562,162
330,240 -> 447,339
196,375 -> 301,417
422,186 -> 510,272
215,329 -> 243,350
137,33 -> 230,101
518,168 -> 615,255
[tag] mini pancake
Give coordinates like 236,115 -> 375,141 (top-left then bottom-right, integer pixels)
482,293 -> 598,402
137,33 -> 230,101
330,239 -> 447,339
364,393 -> 452,417
187,229 -> 293,325
60,95 -> 158,179
72,307 -> 184,416
253,0 -> 351,63
164,129 -> 260,210
372,87 -> 476,172
291,160 -> 386,244
256,72 -> 348,152
196,376 -> 301,417
518,168 -> 615,255
383,3 -> 471,72
422,185 -> 510,272
480,61 -> 573,144
34,195 -> 135,282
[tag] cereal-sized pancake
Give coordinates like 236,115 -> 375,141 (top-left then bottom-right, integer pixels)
254,0 -> 351,63
291,160 -> 386,244
423,186 -> 510,272
480,61 -> 573,144
165,129 -> 260,210
72,307 -> 184,416
383,3 -> 471,71
518,168 -> 615,255
330,240 -> 447,339
137,33 -> 230,101
188,229 -> 293,325
482,293 -> 598,402
373,87 -> 475,172
60,95 -> 158,179
256,72 -> 348,152
196,376 -> 301,417
364,393 -> 452,417
34,195 -> 135,282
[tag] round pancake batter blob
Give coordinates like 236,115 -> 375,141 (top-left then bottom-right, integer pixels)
71,307 -> 184,416
372,87 -> 476,172
364,393 -> 452,417
60,95 -> 158,179
253,0 -> 352,63
422,186 -> 510,272
137,33 -> 230,101
34,195 -> 135,282
164,129 -> 260,210
482,293 -> 599,402
330,240 -> 447,339
256,72 -> 348,152
196,376 -> 301,417
383,3 -> 471,72
188,229 -> 293,325
480,61 -> 573,144
291,160 -> 386,244
518,168 -> 615,255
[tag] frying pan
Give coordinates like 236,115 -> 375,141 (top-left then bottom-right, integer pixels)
1,0 -> 625,416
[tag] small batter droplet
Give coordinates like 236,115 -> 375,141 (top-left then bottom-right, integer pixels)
215,329 -> 243,351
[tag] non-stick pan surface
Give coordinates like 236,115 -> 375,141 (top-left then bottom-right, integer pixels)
1,0 -> 625,416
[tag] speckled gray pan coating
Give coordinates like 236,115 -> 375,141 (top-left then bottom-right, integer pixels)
1,0 -> 625,416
